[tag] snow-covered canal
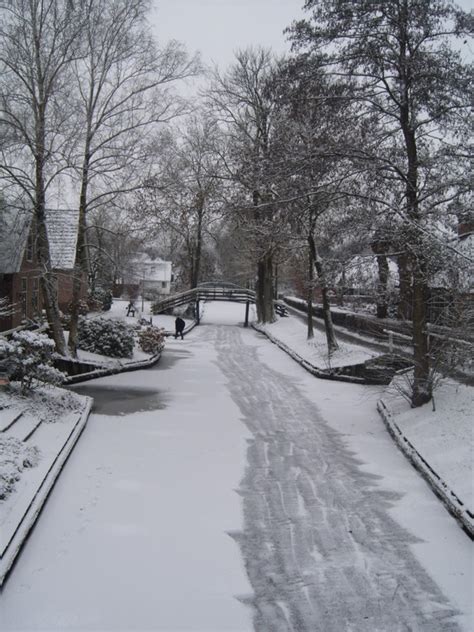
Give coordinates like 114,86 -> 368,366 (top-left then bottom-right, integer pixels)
1,303 -> 471,631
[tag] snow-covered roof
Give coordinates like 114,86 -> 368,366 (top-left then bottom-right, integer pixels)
334,254 -> 398,289
45,209 -> 79,269
0,207 -> 79,273
128,254 -> 172,283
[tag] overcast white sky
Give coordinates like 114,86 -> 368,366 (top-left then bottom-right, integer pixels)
150,0 -> 473,78
150,0 -> 305,71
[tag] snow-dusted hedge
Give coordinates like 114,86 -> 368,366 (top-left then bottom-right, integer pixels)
0,331 -> 65,392
0,436 -> 40,501
77,317 -> 134,358
88,288 -> 112,312
138,326 -> 166,354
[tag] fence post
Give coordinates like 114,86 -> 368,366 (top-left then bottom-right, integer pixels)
244,300 -> 250,327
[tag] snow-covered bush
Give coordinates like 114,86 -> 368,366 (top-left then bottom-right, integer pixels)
0,436 -> 40,501
0,331 -> 65,392
88,288 -> 112,312
138,326 -> 166,354
77,317 -> 134,358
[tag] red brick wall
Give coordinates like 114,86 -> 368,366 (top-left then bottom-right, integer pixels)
0,256 -> 43,331
0,242 -> 87,332
56,269 -> 87,313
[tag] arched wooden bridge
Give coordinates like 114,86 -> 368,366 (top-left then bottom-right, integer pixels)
152,282 -> 257,326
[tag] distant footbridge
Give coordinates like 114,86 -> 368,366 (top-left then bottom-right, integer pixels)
152,282 -> 256,326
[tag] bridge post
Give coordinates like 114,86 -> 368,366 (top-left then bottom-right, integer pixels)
195,299 -> 200,324
244,300 -> 250,327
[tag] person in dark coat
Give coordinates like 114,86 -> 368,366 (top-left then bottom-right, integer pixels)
175,316 -> 185,340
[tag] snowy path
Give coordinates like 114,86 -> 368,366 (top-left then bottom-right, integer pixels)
1,327 -> 253,631
0,303 -> 471,631
214,326 -> 463,631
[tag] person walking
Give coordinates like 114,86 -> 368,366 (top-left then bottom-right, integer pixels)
174,316 -> 185,340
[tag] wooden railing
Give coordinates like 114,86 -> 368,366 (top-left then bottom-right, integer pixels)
152,286 -> 256,315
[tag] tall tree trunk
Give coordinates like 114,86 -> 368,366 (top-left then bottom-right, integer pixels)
371,239 -> 390,319
253,189 -> 274,323
308,232 -> 338,354
411,256 -> 430,407
273,262 -> 278,300
34,107 -> 66,355
36,212 -> 66,356
256,251 -> 274,323
396,4 -> 431,406
68,150 -> 90,357
190,193 -> 204,289
402,119 -> 431,406
376,254 -> 389,318
307,236 -> 314,340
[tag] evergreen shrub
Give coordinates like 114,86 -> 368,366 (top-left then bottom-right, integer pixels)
138,326 -> 166,354
0,331 -> 65,392
77,317 -> 134,358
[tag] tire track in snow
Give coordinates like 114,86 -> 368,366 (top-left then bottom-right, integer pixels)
214,326 -> 460,632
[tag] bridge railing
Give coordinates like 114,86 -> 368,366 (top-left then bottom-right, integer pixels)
196,287 -> 255,302
151,286 -> 256,315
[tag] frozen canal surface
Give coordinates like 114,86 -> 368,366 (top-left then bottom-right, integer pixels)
1,303 -> 471,631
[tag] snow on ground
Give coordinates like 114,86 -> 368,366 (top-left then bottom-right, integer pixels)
0,385 -> 90,583
1,310 -> 254,631
0,386 -> 84,503
261,307 -> 473,518
263,311 -> 377,368
94,297 -> 191,332
384,377 -> 473,511
0,301 -> 472,631
0,436 -> 39,501
248,310 -> 472,630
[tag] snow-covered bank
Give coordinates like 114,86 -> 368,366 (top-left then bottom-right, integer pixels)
260,309 -> 473,528
380,378 -> 473,533
262,312 -> 377,368
0,386 -> 92,585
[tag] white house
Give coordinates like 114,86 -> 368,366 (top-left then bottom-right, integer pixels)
127,254 -> 172,299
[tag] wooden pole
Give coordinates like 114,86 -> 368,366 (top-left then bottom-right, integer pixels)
244,300 -> 250,327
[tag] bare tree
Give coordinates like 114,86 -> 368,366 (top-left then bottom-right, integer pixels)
206,48 -> 284,323
0,0 -> 87,354
138,116 -> 223,290
67,0 -> 199,355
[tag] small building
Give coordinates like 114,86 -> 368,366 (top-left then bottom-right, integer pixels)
0,207 -> 85,331
124,253 -> 172,300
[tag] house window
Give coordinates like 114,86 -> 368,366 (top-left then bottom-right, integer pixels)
20,277 -> 28,318
31,293 -> 39,315
31,277 -> 40,315
162,281 -> 167,289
